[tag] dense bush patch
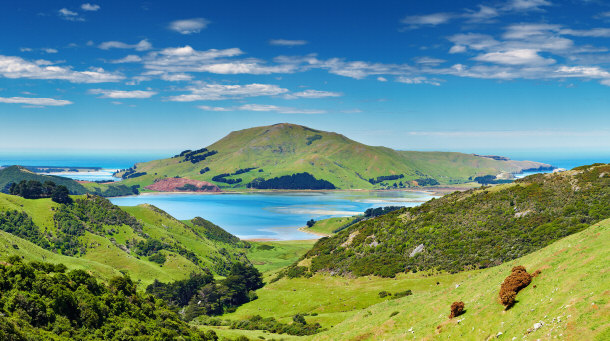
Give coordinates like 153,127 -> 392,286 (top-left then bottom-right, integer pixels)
0,257 -> 216,340
292,164 -> 610,277
247,172 -> 336,190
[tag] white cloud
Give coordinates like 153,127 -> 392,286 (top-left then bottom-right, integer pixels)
81,3 -> 100,11
560,28 -> 610,38
502,24 -> 560,40
99,39 -> 152,51
0,96 -> 72,106
396,76 -> 441,86
168,83 -> 289,101
504,0 -> 552,12
401,13 -> 453,28
377,76 -> 388,82
238,104 -> 325,114
197,103 -> 326,114
464,5 -> 499,22
415,57 -> 445,65
110,55 -> 142,63
555,66 -> 610,78
286,89 -> 341,99
160,73 -> 193,81
143,46 -> 296,75
473,49 -> 555,65
89,89 -> 157,99
168,18 -> 209,34
449,45 -> 467,54
43,48 -> 58,54
197,105 -> 231,111
269,39 -> 308,46
58,8 -> 84,21
0,55 -> 123,83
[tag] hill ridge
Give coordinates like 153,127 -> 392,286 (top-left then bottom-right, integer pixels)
115,123 -> 553,191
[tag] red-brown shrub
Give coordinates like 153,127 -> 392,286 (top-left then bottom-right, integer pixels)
498,265 -> 537,309
449,301 -> 465,318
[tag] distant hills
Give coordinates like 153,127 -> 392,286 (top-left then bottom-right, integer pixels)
115,123 -> 553,191
0,165 -> 138,197
282,163 -> 610,278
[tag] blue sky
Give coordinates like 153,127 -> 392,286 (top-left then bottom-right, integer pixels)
1,0 -> 610,157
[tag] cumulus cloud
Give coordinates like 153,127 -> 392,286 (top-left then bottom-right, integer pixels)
198,103 -> 325,114
504,0 -> 552,12
401,13 -> 454,28
143,46 -> 297,75
285,89 -> 341,99
99,39 -> 152,51
396,76 -> 441,86
168,18 -> 209,34
58,8 -> 84,21
168,83 -> 289,101
269,39 -> 308,46
473,49 -> 555,65
81,3 -> 100,11
160,73 -> 193,81
110,55 -> 142,63
197,105 -> 231,111
560,28 -> 610,38
0,55 -> 123,83
89,89 -> 157,99
0,96 -> 72,106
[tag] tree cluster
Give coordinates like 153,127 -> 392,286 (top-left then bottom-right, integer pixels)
247,172 -> 336,190
9,180 -> 72,204
147,263 -> 263,320
0,257 -> 217,340
199,314 -> 323,336
368,174 -> 404,185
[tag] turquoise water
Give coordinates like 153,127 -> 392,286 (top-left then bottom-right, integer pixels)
109,191 -> 435,240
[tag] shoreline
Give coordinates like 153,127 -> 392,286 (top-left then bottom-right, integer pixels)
297,226 -> 330,238
109,187 -> 459,198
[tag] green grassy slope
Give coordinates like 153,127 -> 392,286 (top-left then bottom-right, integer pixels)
304,216 -> 354,236
247,240 -> 317,274
290,164 -> 610,278
0,193 -> 248,286
115,123 -> 551,190
212,219 -> 609,340
0,165 -> 137,197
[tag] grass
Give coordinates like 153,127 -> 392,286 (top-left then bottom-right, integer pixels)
116,123 -> 548,191
247,240 -> 317,274
206,218 -> 610,340
305,217 -> 354,236
0,193 -> 248,287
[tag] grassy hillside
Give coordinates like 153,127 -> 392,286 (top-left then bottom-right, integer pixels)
286,164 -> 609,278
115,123 -> 552,191
201,218 -> 609,340
0,193 -> 248,286
0,165 -> 137,197
247,240 -> 317,274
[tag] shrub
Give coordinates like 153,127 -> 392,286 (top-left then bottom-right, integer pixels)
378,291 -> 391,298
391,289 -> 412,299
449,301 -> 465,318
499,265 -> 538,309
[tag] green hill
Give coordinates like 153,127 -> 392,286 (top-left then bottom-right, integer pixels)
115,123 -> 552,191
0,165 -> 137,197
0,193 -> 249,285
211,218 -> 609,340
280,164 -> 610,278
